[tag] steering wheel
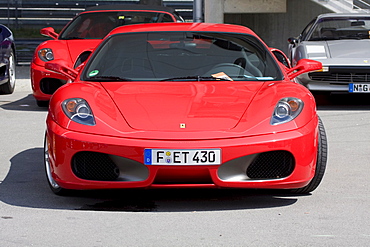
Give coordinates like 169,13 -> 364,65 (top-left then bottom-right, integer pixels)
204,63 -> 254,78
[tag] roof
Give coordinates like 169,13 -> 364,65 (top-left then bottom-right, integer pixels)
84,4 -> 177,14
317,13 -> 370,18
108,22 -> 256,36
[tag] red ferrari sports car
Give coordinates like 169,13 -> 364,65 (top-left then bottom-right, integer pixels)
44,22 -> 327,195
31,4 -> 183,107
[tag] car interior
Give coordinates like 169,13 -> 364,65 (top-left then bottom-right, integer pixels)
309,18 -> 370,40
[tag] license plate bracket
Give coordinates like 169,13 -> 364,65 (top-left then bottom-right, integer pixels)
144,149 -> 221,165
349,83 -> 370,93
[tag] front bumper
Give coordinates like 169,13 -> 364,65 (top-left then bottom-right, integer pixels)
31,62 -> 67,101
46,116 -> 319,190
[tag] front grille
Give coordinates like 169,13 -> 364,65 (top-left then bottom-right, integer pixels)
309,72 -> 370,83
40,78 -> 66,94
246,151 -> 294,179
72,152 -> 120,181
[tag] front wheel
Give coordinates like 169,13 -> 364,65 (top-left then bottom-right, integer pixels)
291,116 -> 328,194
44,133 -> 69,195
0,50 -> 16,94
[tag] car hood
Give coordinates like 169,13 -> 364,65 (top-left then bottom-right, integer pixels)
305,40 -> 370,65
326,40 -> 370,58
101,81 -> 264,131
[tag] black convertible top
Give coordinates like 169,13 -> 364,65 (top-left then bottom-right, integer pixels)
85,4 -> 177,14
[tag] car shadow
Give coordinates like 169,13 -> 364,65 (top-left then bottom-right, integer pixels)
315,93 -> 370,110
16,65 -> 31,80
0,94 -> 47,111
0,148 -> 300,212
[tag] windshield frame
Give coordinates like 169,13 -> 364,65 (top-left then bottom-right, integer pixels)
81,31 -> 284,82
307,16 -> 370,41
59,11 -> 177,40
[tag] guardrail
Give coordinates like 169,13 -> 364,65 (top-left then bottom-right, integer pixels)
15,38 -> 48,65
1,0 -> 193,64
0,0 -> 193,28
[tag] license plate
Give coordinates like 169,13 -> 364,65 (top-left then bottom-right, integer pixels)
349,83 -> 370,93
144,149 -> 221,165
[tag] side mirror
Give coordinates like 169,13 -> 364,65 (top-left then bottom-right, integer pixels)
45,60 -> 78,81
286,59 -> 322,80
287,37 -> 298,45
40,27 -> 59,40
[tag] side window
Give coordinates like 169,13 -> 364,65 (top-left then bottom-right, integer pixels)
173,12 -> 185,22
272,50 -> 291,68
160,14 -> 175,22
301,18 -> 317,41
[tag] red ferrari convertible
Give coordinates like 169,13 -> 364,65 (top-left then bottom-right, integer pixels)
44,22 -> 327,195
31,4 -> 183,107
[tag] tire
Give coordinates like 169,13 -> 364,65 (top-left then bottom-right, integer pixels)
44,133 -> 69,195
37,100 -> 49,107
291,116 -> 328,194
0,50 -> 16,94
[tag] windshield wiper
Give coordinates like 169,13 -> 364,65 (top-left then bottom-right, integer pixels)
160,76 -> 230,81
87,76 -> 132,82
339,34 -> 367,40
309,37 -> 339,41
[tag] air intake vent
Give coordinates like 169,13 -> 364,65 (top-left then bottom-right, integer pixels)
72,152 -> 120,181
247,151 -> 294,179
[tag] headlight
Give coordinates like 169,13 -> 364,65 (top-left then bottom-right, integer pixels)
62,98 -> 95,126
271,97 -> 303,125
38,48 -> 54,62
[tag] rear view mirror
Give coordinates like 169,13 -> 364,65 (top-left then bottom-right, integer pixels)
351,21 -> 365,26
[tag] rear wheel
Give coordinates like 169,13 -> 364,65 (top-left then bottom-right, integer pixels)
291,117 -> 328,194
0,50 -> 16,94
44,133 -> 69,195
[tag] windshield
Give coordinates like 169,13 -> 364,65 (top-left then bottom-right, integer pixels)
308,16 -> 370,41
59,11 -> 176,40
82,31 -> 282,82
